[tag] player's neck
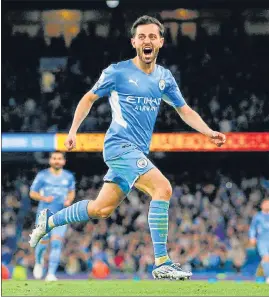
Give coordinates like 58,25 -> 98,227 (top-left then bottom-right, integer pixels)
49,168 -> 63,175
132,57 -> 156,74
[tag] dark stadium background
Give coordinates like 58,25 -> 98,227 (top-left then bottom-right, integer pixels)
2,0 -> 269,281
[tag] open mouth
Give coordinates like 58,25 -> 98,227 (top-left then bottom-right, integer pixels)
143,47 -> 153,55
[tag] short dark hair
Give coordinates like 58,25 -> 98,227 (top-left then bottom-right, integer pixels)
131,15 -> 165,38
50,151 -> 66,159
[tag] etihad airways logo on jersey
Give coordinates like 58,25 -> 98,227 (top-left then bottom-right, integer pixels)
43,186 -> 68,195
126,96 -> 161,112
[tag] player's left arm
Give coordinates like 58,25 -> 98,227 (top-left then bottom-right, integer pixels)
175,105 -> 226,147
64,174 -> 76,207
163,70 -> 226,147
64,190 -> 75,207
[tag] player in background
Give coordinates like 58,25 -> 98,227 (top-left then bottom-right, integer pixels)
30,152 -> 75,281
249,199 -> 269,284
29,15 -> 226,280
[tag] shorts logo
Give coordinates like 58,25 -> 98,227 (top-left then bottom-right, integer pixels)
159,79 -> 165,91
137,158 -> 148,169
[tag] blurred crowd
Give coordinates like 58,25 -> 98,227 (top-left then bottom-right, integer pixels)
2,165 -> 269,276
2,17 -> 269,133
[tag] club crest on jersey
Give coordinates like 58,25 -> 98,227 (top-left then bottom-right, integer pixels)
137,158 -> 148,169
62,179 -> 69,185
159,79 -> 165,91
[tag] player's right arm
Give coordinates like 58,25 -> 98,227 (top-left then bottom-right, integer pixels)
29,172 -> 54,203
249,214 -> 258,246
65,91 -> 99,150
65,64 -> 116,151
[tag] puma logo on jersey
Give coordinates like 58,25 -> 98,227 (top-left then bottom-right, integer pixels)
129,79 -> 139,87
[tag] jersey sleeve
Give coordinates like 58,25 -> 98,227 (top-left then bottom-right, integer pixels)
162,70 -> 186,108
68,174 -> 76,191
90,64 -> 116,98
30,172 -> 44,192
249,214 -> 258,239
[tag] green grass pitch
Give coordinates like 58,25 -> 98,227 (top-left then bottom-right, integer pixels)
2,280 -> 269,296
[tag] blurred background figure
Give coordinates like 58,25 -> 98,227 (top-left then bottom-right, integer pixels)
249,199 -> 269,284
29,152 -> 75,281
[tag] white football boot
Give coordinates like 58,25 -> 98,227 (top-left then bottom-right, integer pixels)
45,274 -> 58,281
152,262 -> 192,280
29,209 -> 53,248
33,260 -> 45,280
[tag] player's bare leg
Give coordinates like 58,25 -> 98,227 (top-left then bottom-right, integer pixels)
135,167 -> 172,202
135,167 -> 192,280
29,183 -> 125,247
86,182 -> 126,219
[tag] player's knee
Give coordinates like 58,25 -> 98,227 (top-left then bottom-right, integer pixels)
166,182 -> 173,199
156,180 -> 172,201
262,255 -> 269,262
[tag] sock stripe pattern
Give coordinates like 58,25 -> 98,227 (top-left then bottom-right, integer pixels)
148,200 -> 170,259
52,200 -> 90,227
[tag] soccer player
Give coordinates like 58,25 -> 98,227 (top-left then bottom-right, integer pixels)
30,152 -> 75,281
249,199 -> 269,284
30,15 -> 226,280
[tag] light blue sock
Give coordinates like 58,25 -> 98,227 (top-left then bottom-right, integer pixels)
48,240 -> 62,275
35,240 -> 48,264
148,200 -> 171,266
51,200 -> 90,227
262,261 -> 269,278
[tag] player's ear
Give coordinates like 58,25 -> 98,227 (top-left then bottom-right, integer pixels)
131,38 -> 136,48
159,37 -> 164,48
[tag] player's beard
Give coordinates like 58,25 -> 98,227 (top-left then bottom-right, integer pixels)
51,164 -> 63,171
137,47 -> 159,65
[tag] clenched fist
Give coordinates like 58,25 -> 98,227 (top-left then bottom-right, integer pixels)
210,131 -> 226,147
64,133 -> 76,151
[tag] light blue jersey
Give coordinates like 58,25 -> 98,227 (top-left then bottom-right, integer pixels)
249,211 -> 269,256
91,59 -> 186,161
30,169 -> 75,214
